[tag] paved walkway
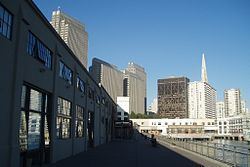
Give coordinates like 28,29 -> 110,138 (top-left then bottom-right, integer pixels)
49,132 -> 199,167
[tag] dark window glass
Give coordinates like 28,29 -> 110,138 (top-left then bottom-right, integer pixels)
0,4 -> 12,39
29,89 -> 43,112
19,111 -> 27,151
88,89 -> 94,99
44,115 -> 50,145
57,97 -> 71,139
96,95 -> 100,104
77,76 -> 85,93
57,97 -> 71,116
59,61 -> 73,85
28,112 -> 41,150
75,105 -> 84,138
27,32 -> 52,69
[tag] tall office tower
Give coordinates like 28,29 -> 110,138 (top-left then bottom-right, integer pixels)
216,101 -> 225,118
51,9 -> 88,68
158,77 -> 189,118
123,62 -> 147,114
89,58 -> 124,102
224,89 -> 241,117
188,54 -> 217,119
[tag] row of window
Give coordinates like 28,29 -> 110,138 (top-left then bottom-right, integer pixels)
150,122 -> 214,126
26,31 -> 110,105
19,85 -> 88,152
56,97 -> 85,139
0,4 -> 12,39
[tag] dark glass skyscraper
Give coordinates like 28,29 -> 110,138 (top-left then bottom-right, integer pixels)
158,77 -> 189,118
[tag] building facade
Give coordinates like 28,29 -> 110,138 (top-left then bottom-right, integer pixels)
188,81 -> 217,119
217,114 -> 250,140
216,101 -> 225,118
117,96 -> 129,121
132,118 -> 217,139
158,77 -> 189,118
188,54 -> 216,119
123,62 -> 147,114
0,1 -> 116,167
90,58 -> 124,102
51,9 -> 88,68
224,89 -> 241,117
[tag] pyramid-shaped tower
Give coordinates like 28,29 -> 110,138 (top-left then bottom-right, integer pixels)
201,53 -> 208,83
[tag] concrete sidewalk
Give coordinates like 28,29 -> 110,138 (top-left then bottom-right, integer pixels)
49,133 -> 199,167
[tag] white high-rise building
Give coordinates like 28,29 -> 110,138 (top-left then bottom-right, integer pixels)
216,101 -> 225,118
224,89 -> 241,117
123,62 -> 147,114
188,54 -> 217,119
51,9 -> 88,68
90,58 -> 124,102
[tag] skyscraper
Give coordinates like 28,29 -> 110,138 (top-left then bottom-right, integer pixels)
158,76 -> 189,118
51,9 -> 88,68
89,58 -> 124,102
188,54 -> 217,119
224,89 -> 241,117
123,62 -> 147,114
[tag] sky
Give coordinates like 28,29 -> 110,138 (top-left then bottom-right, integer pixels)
34,0 -> 250,108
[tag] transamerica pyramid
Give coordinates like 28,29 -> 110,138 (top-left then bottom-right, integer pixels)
201,53 -> 208,83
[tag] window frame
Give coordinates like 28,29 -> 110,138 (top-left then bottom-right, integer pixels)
59,61 -> 73,85
0,3 -> 13,39
26,31 -> 52,69
56,97 -> 72,139
19,84 -> 50,152
75,105 -> 84,138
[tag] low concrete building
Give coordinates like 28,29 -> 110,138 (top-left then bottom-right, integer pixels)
132,118 -> 217,140
216,114 -> 250,141
0,1 -> 116,167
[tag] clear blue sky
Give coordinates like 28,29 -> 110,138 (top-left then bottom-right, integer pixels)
34,0 -> 250,108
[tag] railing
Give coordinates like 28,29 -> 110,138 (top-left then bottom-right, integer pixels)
156,135 -> 250,167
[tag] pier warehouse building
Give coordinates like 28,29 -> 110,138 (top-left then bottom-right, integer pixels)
0,0 -> 117,166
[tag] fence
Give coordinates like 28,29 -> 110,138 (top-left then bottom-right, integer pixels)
157,135 -> 250,167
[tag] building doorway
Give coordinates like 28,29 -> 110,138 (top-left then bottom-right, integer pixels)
87,111 -> 94,148
19,84 -> 51,166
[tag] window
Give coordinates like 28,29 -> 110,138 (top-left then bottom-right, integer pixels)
96,95 -> 101,104
19,85 -> 50,152
59,61 -> 73,85
102,97 -> 106,105
158,122 -> 161,125
57,97 -> 71,139
88,88 -> 94,99
0,4 -> 13,39
27,32 -> 52,68
75,105 -> 84,138
76,75 -> 85,93
165,122 -> 168,125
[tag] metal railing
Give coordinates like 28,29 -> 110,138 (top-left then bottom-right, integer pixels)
156,135 -> 250,167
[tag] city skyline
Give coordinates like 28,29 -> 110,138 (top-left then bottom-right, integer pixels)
34,0 -> 250,107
